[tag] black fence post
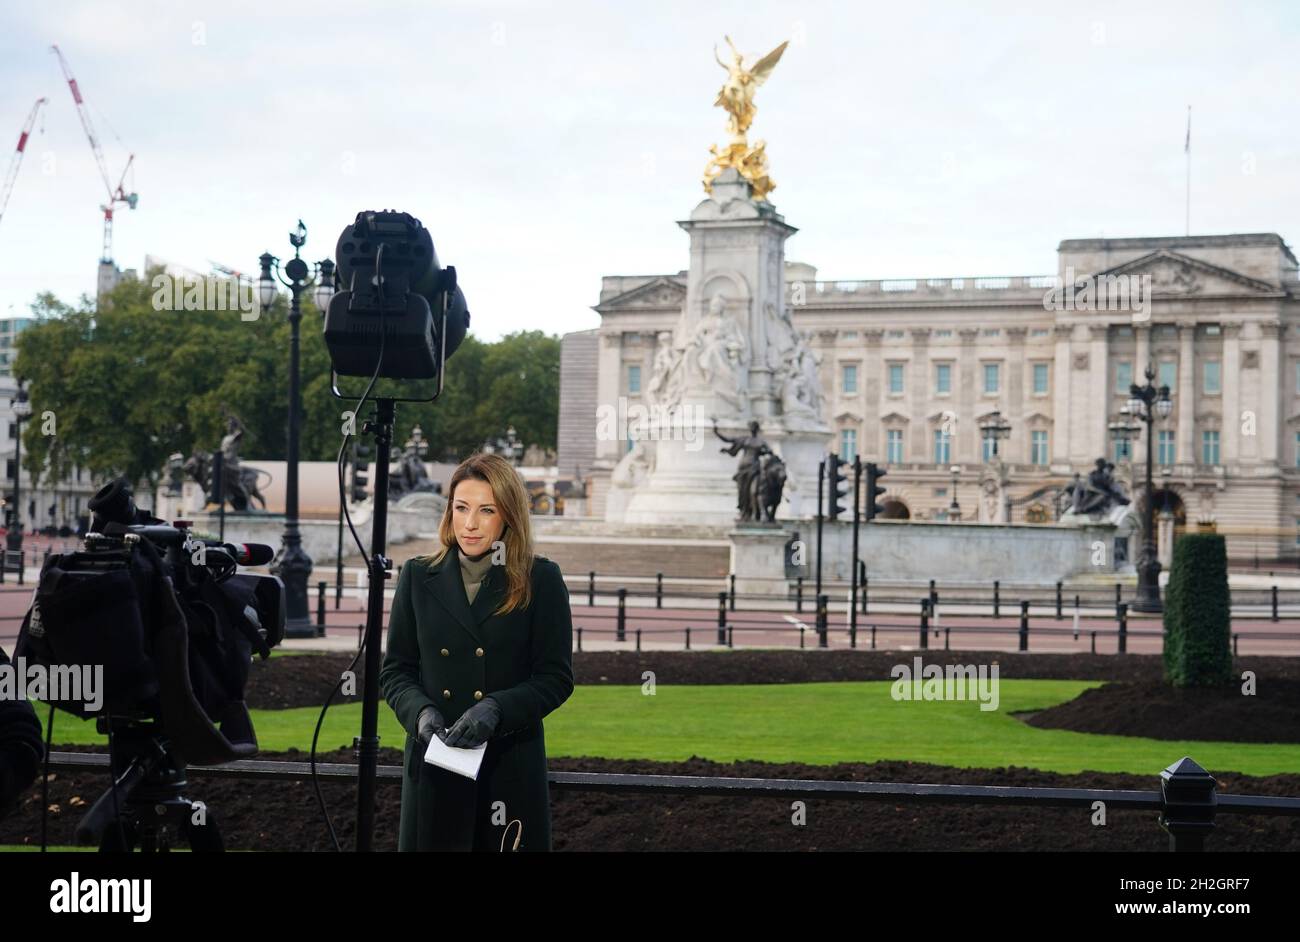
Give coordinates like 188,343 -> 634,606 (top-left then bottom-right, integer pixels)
816,593 -> 828,649
717,591 -> 727,645
576,627 -> 583,652
1159,757 -> 1218,852
929,579 -> 938,611
1115,582 -> 1122,609
635,628 -> 641,653
617,587 -> 627,642
1019,600 -> 1029,652
870,624 -> 876,650
588,571 -> 595,607
1118,602 -> 1128,655
1271,585 -> 1278,622
1090,631 -> 1096,654
862,574 -> 869,615
685,627 -> 691,651
1232,633 -> 1238,656
993,580 -> 1000,619
729,574 -> 736,612
849,621 -> 857,649
1055,581 -> 1063,620
919,599 -> 929,650
796,576 -> 803,614
316,581 -> 326,635
656,572 -> 663,609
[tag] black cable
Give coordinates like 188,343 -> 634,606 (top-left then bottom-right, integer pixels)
40,702 -> 52,852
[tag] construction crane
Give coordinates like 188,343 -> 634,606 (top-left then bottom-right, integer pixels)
50,44 -> 138,265
0,97 -> 47,228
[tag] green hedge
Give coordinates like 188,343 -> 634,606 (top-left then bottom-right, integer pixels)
1162,532 -> 1232,687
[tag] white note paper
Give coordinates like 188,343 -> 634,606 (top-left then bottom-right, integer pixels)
423,735 -> 488,780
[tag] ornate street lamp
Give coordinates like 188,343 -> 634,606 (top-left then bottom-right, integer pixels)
258,221 -> 336,637
6,378 -> 31,553
1127,362 -> 1173,612
948,464 -> 961,521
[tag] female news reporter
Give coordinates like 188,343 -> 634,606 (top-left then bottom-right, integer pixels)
379,452 -> 574,851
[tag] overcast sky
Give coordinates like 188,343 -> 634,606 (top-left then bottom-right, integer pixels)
1,0 -> 1297,339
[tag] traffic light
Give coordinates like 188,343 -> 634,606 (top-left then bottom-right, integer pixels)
865,462 -> 887,521
828,453 -> 849,521
350,442 -> 371,503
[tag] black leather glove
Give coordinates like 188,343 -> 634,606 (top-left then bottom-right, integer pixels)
439,697 -> 502,748
416,705 -> 446,747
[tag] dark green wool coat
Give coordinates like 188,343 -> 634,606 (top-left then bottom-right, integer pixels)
379,544 -> 574,851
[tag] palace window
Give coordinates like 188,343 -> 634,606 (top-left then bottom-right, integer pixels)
627,364 -> 641,393
887,429 -> 904,464
983,363 -> 1000,394
1158,430 -> 1176,465
1033,363 -> 1049,394
1031,430 -> 1049,466
1204,360 -> 1221,395
1116,361 -> 1132,394
934,429 -> 952,464
840,428 -> 857,463
1202,430 -> 1220,465
935,363 -> 951,394
888,363 -> 904,394
1158,361 -> 1176,390
842,364 -> 858,394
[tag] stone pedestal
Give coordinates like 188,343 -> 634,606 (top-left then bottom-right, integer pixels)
729,524 -> 793,598
614,168 -> 830,526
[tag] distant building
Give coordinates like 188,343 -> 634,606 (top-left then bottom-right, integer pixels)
572,233 -> 1300,561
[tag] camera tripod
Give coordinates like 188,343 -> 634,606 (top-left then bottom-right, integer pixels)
77,720 -> 224,852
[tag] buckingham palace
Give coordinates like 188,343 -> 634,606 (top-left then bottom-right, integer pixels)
560,231 -> 1300,561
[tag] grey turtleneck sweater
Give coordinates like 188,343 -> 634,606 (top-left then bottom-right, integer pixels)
458,544 -> 495,604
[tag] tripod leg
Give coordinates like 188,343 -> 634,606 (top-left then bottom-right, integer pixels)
100,819 -> 135,853
185,807 -> 225,852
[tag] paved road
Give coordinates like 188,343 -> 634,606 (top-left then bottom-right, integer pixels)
3,545 -> 1297,657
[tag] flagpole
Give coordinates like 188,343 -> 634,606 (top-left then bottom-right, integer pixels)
1184,105 -> 1191,236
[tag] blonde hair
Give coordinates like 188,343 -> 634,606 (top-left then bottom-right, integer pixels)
413,451 -> 535,615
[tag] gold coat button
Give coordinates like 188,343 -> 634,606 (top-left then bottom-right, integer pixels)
473,690 -> 484,700
443,689 -> 451,699
440,648 -> 450,656
475,647 -> 484,657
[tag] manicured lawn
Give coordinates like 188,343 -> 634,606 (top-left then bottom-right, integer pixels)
33,681 -> 1300,777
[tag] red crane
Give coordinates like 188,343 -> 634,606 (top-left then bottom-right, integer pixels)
0,97 -> 47,229
50,44 -> 138,265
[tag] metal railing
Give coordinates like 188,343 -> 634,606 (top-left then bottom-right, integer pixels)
41,751 -> 1300,852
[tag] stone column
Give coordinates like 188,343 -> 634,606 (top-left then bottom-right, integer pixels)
910,327 -> 932,460
863,328 -> 884,458
1177,321 -> 1196,464
958,327 -> 979,461
1007,326 -> 1027,462
1222,321 -> 1242,467
1089,323 -> 1110,460
1052,323 -> 1073,465
1259,321 -> 1281,466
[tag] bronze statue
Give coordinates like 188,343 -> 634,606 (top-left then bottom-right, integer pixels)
1065,458 -> 1130,516
182,410 -> 270,512
713,418 -> 785,522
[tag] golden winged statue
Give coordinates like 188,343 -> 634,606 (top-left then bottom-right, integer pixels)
704,36 -> 788,202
